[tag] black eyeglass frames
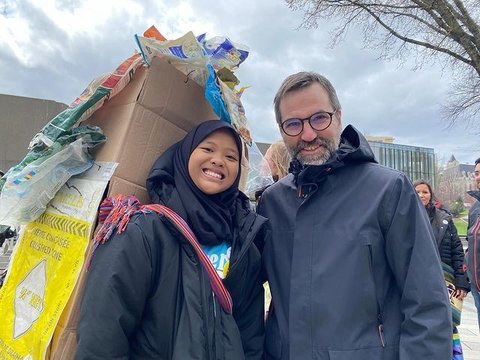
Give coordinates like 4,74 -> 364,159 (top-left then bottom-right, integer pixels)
281,110 -> 337,136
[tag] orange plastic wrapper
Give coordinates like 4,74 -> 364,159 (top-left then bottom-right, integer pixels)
144,25 -> 167,41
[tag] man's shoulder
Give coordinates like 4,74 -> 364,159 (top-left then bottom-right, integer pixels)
470,200 -> 480,215
348,161 -> 406,184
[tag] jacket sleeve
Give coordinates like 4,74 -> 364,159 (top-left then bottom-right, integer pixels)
75,221 -> 153,360
381,174 -> 452,359
232,241 -> 265,360
448,220 -> 470,291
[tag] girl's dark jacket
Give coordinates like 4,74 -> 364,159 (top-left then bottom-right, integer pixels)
428,205 -> 469,291
76,147 -> 267,360
466,190 -> 480,292
257,125 -> 452,360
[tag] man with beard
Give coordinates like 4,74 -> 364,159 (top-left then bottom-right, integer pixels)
257,72 -> 452,360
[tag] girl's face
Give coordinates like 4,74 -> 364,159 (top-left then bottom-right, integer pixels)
188,129 -> 240,195
415,184 -> 431,207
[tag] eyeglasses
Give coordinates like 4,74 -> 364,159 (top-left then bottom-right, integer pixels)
281,110 -> 337,137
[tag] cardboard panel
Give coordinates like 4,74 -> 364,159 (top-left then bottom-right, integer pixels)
51,328 -> 77,360
83,65 -> 148,162
84,57 -> 218,188
86,102 -> 136,162
101,65 -> 147,107
107,176 -> 150,205
138,57 -> 217,131
114,106 -> 187,185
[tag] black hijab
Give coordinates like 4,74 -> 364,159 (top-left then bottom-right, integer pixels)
148,120 -> 242,246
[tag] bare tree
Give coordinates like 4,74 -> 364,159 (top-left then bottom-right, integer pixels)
287,0 -> 480,129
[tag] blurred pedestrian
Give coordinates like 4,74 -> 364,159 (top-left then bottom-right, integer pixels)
263,140 -> 291,182
255,140 -> 291,202
414,179 -> 469,360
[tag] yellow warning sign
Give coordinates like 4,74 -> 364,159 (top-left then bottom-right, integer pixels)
0,162 -> 116,360
0,212 -> 89,360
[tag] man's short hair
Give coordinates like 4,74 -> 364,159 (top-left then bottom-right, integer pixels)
475,157 -> 480,166
273,72 -> 341,125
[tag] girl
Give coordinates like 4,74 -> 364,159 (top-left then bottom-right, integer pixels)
76,120 -> 266,359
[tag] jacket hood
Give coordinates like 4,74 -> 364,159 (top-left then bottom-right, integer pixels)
146,144 -> 177,206
293,124 -> 377,187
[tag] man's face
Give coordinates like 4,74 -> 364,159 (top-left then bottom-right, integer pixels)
278,83 -> 342,166
475,163 -> 480,189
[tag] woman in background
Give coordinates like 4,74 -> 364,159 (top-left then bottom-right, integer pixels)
255,140 -> 291,203
414,179 -> 470,360
263,140 -> 291,182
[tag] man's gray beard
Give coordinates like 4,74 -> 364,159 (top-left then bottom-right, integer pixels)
287,137 -> 340,166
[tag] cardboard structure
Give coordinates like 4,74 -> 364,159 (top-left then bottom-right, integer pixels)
48,56 -> 224,359
85,56 -> 219,203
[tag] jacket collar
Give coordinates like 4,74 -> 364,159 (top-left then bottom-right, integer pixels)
467,190 -> 480,202
292,125 -> 377,193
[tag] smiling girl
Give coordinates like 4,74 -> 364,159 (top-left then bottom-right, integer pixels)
76,120 -> 267,359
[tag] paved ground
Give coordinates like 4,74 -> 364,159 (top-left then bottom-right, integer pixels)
458,293 -> 480,359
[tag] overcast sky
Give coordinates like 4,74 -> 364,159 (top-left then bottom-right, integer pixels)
1,0 -> 478,165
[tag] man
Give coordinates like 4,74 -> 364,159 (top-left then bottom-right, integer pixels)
466,157 -> 480,330
257,72 -> 452,359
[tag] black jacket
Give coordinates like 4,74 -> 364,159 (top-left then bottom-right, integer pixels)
257,125 -> 452,360
76,152 -> 267,359
430,207 -> 469,290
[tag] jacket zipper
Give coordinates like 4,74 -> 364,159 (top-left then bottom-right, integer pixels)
200,266 -> 214,360
367,244 -> 385,347
225,216 -> 261,277
212,292 -> 217,358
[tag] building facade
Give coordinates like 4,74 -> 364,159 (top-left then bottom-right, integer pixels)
368,141 -> 437,188
437,155 -> 476,207
0,94 -> 67,173
258,138 -> 437,188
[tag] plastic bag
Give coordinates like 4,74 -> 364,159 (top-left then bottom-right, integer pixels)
135,31 -> 209,86
197,34 -> 249,71
243,142 -> 274,199
0,138 -> 94,226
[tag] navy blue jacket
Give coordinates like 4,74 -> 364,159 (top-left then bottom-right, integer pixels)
258,125 -> 452,360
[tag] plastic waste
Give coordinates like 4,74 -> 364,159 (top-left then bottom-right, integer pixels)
244,142 -> 274,199
0,137 -> 97,226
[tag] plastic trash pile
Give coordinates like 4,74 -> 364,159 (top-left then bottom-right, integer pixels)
0,25 -> 272,226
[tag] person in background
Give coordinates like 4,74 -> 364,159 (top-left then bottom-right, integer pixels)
414,179 -> 469,360
76,120 -> 267,359
255,140 -> 291,203
263,140 -> 291,182
257,71 -> 452,359
466,157 -> 480,331
0,226 -> 15,248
